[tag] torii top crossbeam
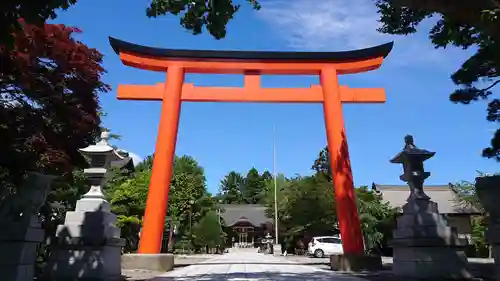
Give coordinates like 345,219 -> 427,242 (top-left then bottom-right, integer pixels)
109,36 -> 393,255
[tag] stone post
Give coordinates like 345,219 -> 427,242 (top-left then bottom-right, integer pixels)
475,175 -> 500,280
389,135 -> 470,279
44,132 -> 125,281
0,172 -> 55,281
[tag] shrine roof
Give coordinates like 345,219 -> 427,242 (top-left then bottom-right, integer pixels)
109,37 -> 393,62
371,183 -> 481,214
218,204 -> 273,227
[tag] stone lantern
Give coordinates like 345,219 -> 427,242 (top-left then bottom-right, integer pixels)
78,131 -> 121,201
45,132 -> 125,281
265,233 -> 274,255
390,134 -> 434,201
389,135 -> 470,279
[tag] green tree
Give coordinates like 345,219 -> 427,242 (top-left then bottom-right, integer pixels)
106,154 -> 214,252
1,1 -> 79,48
135,155 -> 154,172
311,147 -> 331,181
265,175 -> 337,240
192,211 -> 223,251
261,170 -> 273,182
146,0 -> 261,40
242,167 -> 266,204
451,176 -> 488,256
374,1 -> 500,159
107,169 -> 150,252
218,171 -> 244,204
355,186 -> 398,254
167,156 -> 216,250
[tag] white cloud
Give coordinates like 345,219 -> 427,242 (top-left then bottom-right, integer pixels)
259,0 -> 385,51
257,0 -> 469,68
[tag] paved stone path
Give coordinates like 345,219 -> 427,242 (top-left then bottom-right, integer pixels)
150,249 -> 365,281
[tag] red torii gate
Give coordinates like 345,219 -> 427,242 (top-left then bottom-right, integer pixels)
109,37 -> 393,255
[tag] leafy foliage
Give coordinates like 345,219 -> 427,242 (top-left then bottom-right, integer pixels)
451,177 -> 488,254
217,168 -> 269,204
106,154 -> 217,252
451,180 -> 484,213
0,0 -> 78,48
218,171 -> 245,204
375,0 -> 500,159
264,175 -> 337,239
192,211 -> 223,249
146,0 -> 261,39
135,155 -> 154,172
0,21 -> 108,192
242,167 -> 266,204
311,147 -> 331,181
355,186 -> 398,253
107,169 -> 150,252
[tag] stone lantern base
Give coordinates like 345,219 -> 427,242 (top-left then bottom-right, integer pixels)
43,197 -> 125,281
0,216 -> 44,281
476,175 -> 500,281
390,199 -> 471,279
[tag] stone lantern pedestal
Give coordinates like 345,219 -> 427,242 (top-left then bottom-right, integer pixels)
475,175 -> 500,280
44,132 -> 125,281
0,173 -> 55,281
389,135 -> 470,279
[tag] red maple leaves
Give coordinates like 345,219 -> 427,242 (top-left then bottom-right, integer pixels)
0,20 -> 110,183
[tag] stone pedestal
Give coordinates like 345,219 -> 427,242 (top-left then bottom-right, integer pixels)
330,254 -> 382,272
273,244 -> 281,255
122,254 -> 174,272
476,175 -> 500,281
44,197 -> 125,281
390,199 -> 471,279
0,216 -> 44,281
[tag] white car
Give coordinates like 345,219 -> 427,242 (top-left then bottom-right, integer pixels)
308,236 -> 343,258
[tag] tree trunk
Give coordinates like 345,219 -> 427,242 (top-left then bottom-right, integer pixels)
167,223 -> 175,252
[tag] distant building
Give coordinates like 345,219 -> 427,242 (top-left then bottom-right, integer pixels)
218,204 -> 274,248
112,150 -> 135,175
372,183 -> 482,243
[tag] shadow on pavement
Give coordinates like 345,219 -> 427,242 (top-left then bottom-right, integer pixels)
161,261 -> 496,281
149,271 -> 364,281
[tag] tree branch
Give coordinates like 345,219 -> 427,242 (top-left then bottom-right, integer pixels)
393,0 -> 498,22
483,79 -> 500,91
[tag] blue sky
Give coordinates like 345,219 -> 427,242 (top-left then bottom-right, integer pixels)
52,0 -> 499,194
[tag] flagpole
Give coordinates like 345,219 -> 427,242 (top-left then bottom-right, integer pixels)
273,124 -> 279,245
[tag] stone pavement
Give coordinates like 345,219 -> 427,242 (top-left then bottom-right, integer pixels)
149,249 -> 365,281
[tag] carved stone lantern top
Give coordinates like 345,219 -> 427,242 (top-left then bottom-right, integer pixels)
78,131 -> 122,200
390,135 -> 435,201
79,131 -> 123,170
390,135 -> 435,164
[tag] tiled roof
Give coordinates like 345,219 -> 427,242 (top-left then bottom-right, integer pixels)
371,183 -> 481,214
111,157 -> 134,170
218,204 -> 273,227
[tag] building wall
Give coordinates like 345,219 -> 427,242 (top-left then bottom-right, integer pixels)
446,214 -> 473,243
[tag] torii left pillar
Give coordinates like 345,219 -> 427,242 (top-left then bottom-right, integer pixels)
140,65 -> 184,252
108,36 -> 394,256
